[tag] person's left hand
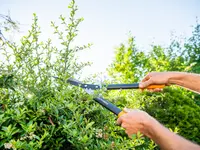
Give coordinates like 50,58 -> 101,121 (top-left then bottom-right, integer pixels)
117,108 -> 153,138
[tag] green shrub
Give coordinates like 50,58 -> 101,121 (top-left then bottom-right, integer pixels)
0,1 -> 154,149
140,87 -> 200,144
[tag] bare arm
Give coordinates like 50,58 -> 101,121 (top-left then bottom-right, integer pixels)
147,116 -> 200,150
139,72 -> 200,93
117,109 -> 200,150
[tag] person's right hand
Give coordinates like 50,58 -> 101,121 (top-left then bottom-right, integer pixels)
139,72 -> 172,91
117,108 -> 155,138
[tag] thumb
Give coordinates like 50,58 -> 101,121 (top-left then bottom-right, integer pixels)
139,79 -> 152,89
123,108 -> 132,113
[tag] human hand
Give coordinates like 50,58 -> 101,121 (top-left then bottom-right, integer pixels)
116,108 -> 154,138
139,72 -> 171,91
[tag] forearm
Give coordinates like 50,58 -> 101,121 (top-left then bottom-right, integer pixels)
145,118 -> 200,150
167,72 -> 200,93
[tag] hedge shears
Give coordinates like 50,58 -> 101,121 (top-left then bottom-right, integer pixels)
53,77 -> 165,118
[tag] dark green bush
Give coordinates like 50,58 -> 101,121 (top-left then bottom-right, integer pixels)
140,87 -> 200,144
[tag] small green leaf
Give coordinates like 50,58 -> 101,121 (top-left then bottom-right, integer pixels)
85,121 -> 94,130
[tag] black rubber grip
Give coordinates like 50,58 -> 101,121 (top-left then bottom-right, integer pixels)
93,97 -> 121,115
106,83 -> 139,90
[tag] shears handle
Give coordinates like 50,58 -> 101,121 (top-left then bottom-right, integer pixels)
106,84 -> 165,90
93,97 -> 128,118
146,84 -> 165,89
118,110 -> 127,118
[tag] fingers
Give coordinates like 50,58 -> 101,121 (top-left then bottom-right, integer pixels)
153,88 -> 163,92
116,108 -> 130,125
145,88 -> 163,92
116,116 -> 123,125
116,110 -> 130,125
121,123 -> 126,128
139,79 -> 153,89
141,73 -> 151,82
117,108 -> 137,125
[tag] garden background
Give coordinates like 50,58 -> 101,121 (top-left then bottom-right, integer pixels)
0,0 -> 200,149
